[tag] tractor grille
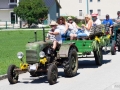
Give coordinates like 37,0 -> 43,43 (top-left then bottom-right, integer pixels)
26,50 -> 38,63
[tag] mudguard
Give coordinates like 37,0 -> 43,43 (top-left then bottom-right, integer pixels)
57,42 -> 78,58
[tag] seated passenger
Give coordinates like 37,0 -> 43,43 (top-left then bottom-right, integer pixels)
57,17 -> 68,40
91,13 -> 101,26
78,14 -> 93,37
46,21 -> 62,52
67,16 -> 81,40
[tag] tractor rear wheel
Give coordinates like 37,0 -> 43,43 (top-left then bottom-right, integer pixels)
64,49 -> 78,77
111,40 -> 116,55
117,33 -> 120,51
94,48 -> 103,66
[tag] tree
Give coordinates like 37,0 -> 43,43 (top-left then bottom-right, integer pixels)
14,0 -> 48,27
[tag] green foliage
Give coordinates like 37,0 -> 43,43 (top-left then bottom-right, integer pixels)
0,30 -> 46,75
14,0 -> 48,26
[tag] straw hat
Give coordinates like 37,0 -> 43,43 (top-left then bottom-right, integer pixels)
49,20 -> 58,26
91,13 -> 98,16
67,16 -> 72,20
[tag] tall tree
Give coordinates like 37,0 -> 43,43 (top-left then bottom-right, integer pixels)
14,0 -> 48,27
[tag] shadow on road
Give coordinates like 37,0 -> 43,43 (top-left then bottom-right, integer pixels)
78,59 -> 111,69
17,72 -> 80,84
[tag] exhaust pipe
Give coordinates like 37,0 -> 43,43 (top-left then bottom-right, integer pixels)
34,31 -> 37,42
42,27 -> 46,42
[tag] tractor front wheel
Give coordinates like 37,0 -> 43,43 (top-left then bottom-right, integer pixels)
47,64 -> 58,85
7,65 -> 19,84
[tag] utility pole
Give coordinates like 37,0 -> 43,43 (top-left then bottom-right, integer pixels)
86,0 -> 89,14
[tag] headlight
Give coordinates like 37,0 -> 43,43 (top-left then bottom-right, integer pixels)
17,52 -> 24,59
39,51 -> 45,58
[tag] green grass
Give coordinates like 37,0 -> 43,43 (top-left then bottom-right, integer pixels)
0,30 -> 45,75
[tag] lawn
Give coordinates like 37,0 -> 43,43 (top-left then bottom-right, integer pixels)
0,30 -> 45,75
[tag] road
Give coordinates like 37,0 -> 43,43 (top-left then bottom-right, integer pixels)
0,51 -> 120,90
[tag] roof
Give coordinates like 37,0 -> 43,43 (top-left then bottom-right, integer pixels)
44,0 -> 61,8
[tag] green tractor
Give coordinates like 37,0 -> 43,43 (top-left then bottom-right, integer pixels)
7,27 -> 78,85
112,23 -> 120,51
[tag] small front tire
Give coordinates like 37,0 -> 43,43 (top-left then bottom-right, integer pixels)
7,65 -> 18,84
47,64 -> 58,85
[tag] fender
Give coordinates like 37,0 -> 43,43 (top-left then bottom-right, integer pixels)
57,43 -> 78,58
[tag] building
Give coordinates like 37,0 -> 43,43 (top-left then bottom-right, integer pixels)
59,0 -> 120,19
0,0 -> 61,27
44,0 -> 61,24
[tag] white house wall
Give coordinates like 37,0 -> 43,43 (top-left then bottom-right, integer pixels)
0,10 -> 13,22
59,0 -> 120,19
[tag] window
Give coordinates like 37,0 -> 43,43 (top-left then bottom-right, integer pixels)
9,0 -> 17,3
90,10 -> 93,15
90,0 -> 92,2
97,9 -> 101,16
98,0 -> 100,1
79,10 -> 82,16
79,0 -> 82,3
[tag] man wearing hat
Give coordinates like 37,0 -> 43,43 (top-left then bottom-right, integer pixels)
102,14 -> 114,35
46,20 -> 62,52
91,13 -> 101,26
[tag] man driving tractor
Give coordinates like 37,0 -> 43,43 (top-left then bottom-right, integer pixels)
46,20 -> 62,53
102,14 -> 114,35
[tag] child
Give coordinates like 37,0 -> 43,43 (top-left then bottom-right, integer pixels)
47,20 -> 62,51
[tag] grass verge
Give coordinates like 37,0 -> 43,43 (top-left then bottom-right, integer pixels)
0,30 -> 45,75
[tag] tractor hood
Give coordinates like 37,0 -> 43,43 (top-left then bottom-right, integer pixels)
26,40 -> 53,51
26,40 -> 53,64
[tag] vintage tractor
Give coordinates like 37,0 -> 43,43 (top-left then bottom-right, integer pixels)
112,23 -> 120,51
7,27 -> 78,85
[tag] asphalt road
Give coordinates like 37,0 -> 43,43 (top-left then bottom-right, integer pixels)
0,51 -> 120,90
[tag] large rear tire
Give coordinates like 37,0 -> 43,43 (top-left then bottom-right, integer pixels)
117,33 -> 120,51
7,65 -> 18,84
111,40 -> 116,55
64,49 -> 78,77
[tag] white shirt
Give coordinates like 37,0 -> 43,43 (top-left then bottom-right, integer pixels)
94,18 -> 101,25
57,25 -> 66,35
68,22 -> 78,33
54,29 -> 62,44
